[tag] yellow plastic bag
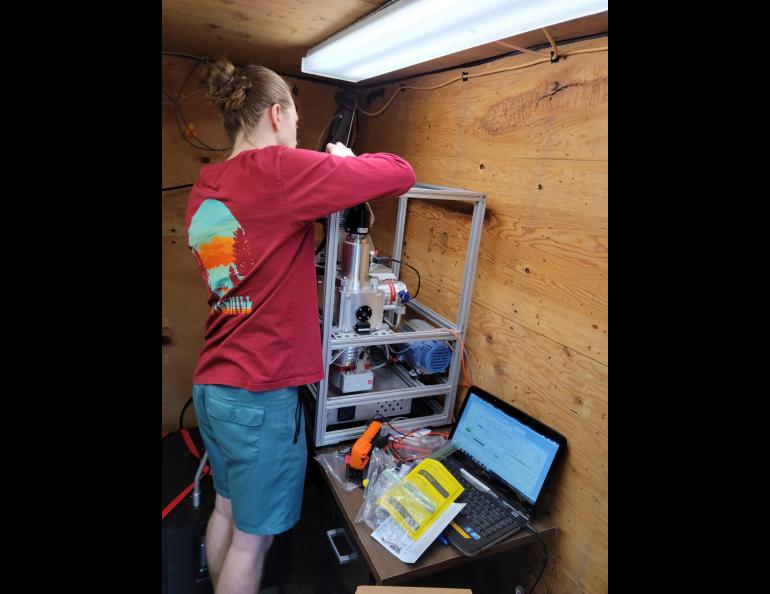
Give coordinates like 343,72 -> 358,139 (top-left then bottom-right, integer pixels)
377,458 -> 464,540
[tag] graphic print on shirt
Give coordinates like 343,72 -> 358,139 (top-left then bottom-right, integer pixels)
188,199 -> 256,311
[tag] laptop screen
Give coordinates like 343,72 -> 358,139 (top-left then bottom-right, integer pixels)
451,391 -> 561,505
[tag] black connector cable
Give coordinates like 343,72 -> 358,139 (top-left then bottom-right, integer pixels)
375,257 -> 421,299
370,413 -> 408,436
179,396 -> 193,431
524,522 -> 549,593
162,51 -> 211,63
162,183 -> 194,192
314,218 -> 327,255
164,91 -> 231,152
371,413 -> 408,464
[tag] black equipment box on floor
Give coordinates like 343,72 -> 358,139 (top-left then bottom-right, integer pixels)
162,428 -> 215,594
162,427 -> 295,594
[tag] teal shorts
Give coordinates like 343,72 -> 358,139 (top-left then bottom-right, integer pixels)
192,384 -> 307,535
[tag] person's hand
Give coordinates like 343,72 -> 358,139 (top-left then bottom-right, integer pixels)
326,142 -> 356,158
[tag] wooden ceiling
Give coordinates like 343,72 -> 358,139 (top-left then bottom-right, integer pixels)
162,0 -> 607,85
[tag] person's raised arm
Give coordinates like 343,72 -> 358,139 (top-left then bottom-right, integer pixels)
277,144 -> 416,223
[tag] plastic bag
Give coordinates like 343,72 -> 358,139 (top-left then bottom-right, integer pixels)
354,426 -> 451,528
381,427 -> 450,464
314,450 -> 359,492
354,447 -> 412,531
358,454 -> 466,554
375,458 -> 464,541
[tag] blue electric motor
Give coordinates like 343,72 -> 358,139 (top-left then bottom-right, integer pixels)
404,341 -> 452,375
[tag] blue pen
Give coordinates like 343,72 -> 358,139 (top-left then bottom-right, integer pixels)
437,532 -> 449,546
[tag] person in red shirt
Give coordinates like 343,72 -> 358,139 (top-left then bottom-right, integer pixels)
185,59 -> 415,594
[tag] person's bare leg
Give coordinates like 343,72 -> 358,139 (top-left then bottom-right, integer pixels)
206,494 -> 234,587
215,528 -> 273,594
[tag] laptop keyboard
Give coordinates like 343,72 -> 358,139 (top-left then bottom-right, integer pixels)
454,472 -> 519,540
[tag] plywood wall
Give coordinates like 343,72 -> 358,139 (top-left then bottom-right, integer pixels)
356,37 -> 608,594
161,56 -> 341,432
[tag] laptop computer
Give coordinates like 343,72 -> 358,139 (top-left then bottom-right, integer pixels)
442,386 -> 567,556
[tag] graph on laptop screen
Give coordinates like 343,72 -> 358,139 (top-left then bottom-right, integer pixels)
452,392 -> 560,504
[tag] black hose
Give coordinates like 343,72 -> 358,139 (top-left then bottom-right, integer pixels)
162,183 -> 194,192
179,397 -> 193,431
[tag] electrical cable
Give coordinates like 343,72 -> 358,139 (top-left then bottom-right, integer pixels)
388,342 -> 411,355
163,90 -> 231,152
163,50 -> 335,86
371,413 -> 408,436
345,107 -> 357,146
524,523 -> 549,594
178,60 -> 200,97
316,113 -> 344,151
542,27 -> 560,61
179,397 -> 193,431
494,40 -> 550,57
171,106 -> 222,151
164,90 -> 211,151
162,87 -> 208,105
369,344 -> 393,368
351,107 -> 360,149
314,221 -> 328,255
162,183 -> 194,192
358,46 -> 608,117
173,97 -> 229,151
461,343 -> 474,385
162,52 -> 241,83
374,257 -> 420,299
162,51 -> 211,63
555,47 -> 608,57
329,349 -> 348,366
446,328 -> 472,387
384,423 -> 450,463
162,53 -> 232,151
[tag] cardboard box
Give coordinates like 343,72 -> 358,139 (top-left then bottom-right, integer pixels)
356,586 -> 473,594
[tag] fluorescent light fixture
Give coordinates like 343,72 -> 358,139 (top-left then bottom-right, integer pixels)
302,0 -> 608,83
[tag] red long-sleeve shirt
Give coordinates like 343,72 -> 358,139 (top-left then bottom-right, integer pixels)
185,145 -> 416,392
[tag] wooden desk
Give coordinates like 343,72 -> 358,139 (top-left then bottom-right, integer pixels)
315,443 -> 557,586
